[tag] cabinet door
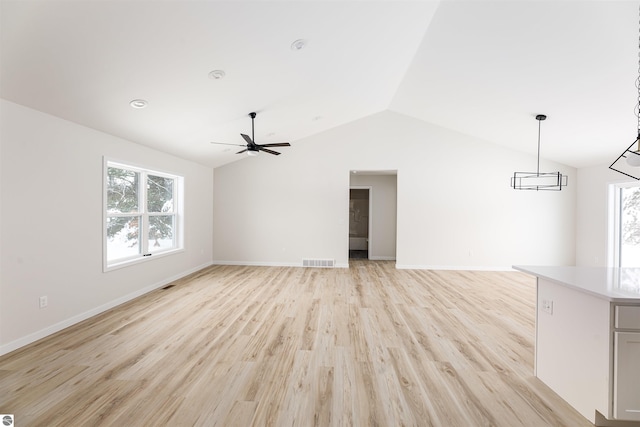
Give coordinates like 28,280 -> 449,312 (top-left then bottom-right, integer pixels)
614,332 -> 640,421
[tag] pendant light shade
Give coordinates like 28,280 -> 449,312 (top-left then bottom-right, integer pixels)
610,134 -> 640,179
627,137 -> 640,166
511,114 -> 568,191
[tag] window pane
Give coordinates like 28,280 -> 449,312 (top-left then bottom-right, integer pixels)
107,167 -> 139,213
149,215 -> 174,253
620,186 -> 640,267
106,216 -> 140,260
147,175 -> 174,213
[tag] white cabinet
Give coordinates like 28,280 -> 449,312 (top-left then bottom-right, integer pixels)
614,305 -> 640,421
614,329 -> 640,421
534,279 -> 611,423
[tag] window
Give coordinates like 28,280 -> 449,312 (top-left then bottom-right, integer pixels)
612,182 -> 640,268
104,160 -> 182,269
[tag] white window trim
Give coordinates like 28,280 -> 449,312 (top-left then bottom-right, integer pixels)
103,158 -> 184,272
609,181 -> 640,268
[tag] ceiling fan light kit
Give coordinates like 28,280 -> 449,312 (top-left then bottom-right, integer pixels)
609,4 -> 640,180
511,114 -> 568,191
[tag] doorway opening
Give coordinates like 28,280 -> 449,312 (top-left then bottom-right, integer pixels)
349,187 -> 370,259
348,170 -> 397,263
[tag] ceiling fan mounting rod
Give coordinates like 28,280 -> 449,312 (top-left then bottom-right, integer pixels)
249,112 -> 256,144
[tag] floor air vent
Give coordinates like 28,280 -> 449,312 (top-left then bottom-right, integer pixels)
302,259 -> 335,268
162,284 -> 175,290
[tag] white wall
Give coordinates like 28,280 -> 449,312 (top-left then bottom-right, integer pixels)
575,163 -> 631,267
213,110 -> 576,269
350,174 -> 397,260
0,99 -> 214,355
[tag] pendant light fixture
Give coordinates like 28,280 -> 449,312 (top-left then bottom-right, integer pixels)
609,5 -> 640,180
511,114 -> 568,191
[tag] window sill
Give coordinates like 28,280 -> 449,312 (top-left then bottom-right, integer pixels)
104,247 -> 184,272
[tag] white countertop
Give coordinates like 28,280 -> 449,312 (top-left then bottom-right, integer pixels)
513,265 -> 640,303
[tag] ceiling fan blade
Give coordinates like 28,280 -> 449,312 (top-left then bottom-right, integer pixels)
259,147 -> 281,155
210,142 -> 246,147
259,142 -> 291,147
241,134 -> 254,145
236,149 -> 248,154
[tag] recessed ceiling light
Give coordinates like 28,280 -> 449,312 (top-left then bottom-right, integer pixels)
208,69 -> 226,80
129,99 -> 148,109
291,39 -> 307,51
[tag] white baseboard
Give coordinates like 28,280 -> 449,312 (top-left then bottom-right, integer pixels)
0,262 -> 212,357
395,264 -> 515,271
212,260 -> 514,271
212,260 -> 349,269
212,260 -> 300,267
368,256 -> 396,261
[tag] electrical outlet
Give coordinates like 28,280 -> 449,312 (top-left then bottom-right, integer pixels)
39,296 -> 48,309
542,299 -> 553,315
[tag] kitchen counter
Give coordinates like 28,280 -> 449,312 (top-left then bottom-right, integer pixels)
513,265 -> 640,425
514,265 -> 640,302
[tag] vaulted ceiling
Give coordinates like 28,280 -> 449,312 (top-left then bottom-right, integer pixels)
1,0 -> 637,169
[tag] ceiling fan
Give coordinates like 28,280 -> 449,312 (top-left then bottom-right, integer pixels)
211,112 -> 291,156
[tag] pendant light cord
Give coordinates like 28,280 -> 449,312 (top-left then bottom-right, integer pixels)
534,114 -> 546,176
637,4 -> 640,140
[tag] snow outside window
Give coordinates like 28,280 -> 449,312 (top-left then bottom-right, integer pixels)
612,182 -> 640,268
105,161 -> 182,270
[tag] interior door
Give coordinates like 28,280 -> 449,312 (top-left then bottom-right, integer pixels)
349,188 -> 369,259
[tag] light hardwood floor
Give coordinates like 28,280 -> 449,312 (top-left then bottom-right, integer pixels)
0,261 -> 593,426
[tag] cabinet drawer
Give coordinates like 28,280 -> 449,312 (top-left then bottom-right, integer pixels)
616,306 -> 640,329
